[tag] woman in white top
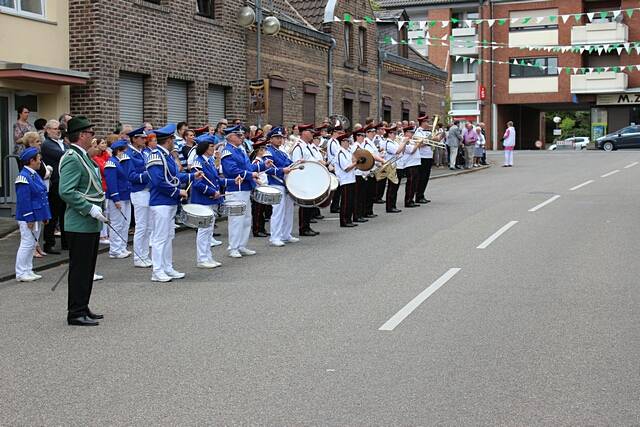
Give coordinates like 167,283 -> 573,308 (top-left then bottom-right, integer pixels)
502,121 -> 516,167
473,126 -> 485,167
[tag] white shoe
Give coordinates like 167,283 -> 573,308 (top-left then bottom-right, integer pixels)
269,240 -> 285,247
211,260 -> 222,268
110,251 -> 131,259
210,238 -> 223,247
134,259 -> 153,268
228,249 -> 242,258
16,274 -> 37,282
30,272 -> 42,280
173,223 -> 180,229
99,239 -> 110,245
284,237 -> 300,243
239,247 -> 256,256
93,273 -> 104,281
165,269 -> 185,279
151,272 -> 172,282
197,261 -> 218,269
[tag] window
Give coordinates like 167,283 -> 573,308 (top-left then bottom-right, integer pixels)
621,126 -> 640,134
358,27 -> 367,66
451,10 -> 479,28
268,87 -> 283,127
303,93 -> 316,124
452,59 -> 478,75
509,9 -> 558,31
509,57 -> 558,78
120,72 -> 144,125
383,107 -> 391,123
167,79 -> 188,123
402,109 -> 410,122
344,23 -> 353,65
0,0 -> 44,17
197,0 -> 214,19
343,99 -> 353,127
359,101 -> 370,125
14,94 -> 37,113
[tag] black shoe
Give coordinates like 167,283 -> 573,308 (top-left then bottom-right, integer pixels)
309,219 -> 318,223
67,316 -> 99,326
87,310 -> 104,320
309,229 -> 319,235
387,208 -> 402,213
300,230 -> 317,237
373,199 -> 385,204
354,218 -> 368,223
365,214 -> 378,218
405,202 -> 420,208
340,223 -> 358,228
314,215 -> 325,220
212,232 -> 221,237
44,246 -> 61,255
416,198 -> 429,204
330,209 -> 340,214
254,231 -> 269,237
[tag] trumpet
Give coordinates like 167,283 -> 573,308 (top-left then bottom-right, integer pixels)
411,136 -> 447,149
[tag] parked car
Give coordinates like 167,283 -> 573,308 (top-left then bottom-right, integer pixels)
548,137 -> 590,151
596,125 -> 640,151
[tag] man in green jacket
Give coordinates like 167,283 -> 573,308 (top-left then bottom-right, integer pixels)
59,116 -> 108,326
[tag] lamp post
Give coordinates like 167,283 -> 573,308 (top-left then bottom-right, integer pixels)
238,3 -> 280,126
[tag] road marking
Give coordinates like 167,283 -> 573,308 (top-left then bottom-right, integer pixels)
528,195 -> 561,213
601,170 -> 620,178
379,268 -> 461,331
569,180 -> 594,191
624,162 -> 638,169
476,221 -> 519,249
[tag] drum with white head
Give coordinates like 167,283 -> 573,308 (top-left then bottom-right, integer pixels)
177,204 -> 215,228
285,161 -> 332,207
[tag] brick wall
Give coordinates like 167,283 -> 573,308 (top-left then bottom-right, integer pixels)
69,0 -> 247,136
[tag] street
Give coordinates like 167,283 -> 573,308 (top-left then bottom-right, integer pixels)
1,151 -> 640,425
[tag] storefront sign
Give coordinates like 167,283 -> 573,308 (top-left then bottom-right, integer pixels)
479,85 -> 486,100
249,79 -> 269,114
597,93 -> 640,105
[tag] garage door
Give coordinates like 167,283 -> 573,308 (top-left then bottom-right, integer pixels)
167,79 -> 188,123
119,72 -> 144,126
208,85 -> 226,125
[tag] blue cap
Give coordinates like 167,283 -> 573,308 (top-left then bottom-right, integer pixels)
20,147 -> 39,163
195,133 -> 216,145
223,125 -> 247,136
152,123 -> 177,140
127,126 -> 147,138
111,139 -> 128,151
267,127 -> 285,139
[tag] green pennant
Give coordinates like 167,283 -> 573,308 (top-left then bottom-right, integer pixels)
596,67 -> 604,74
574,14 -> 582,22
522,17 -> 531,24
344,13 -> 351,22
474,19 -> 483,25
565,67 -> 571,75
429,20 -> 437,27
549,15 -> 557,22
498,19 -> 507,25
626,65 -> 634,71
477,59 -> 483,64
599,11 -> 608,20
451,18 -> 459,24
416,37 -> 424,46
612,66 -> 620,73
400,40 -> 408,45
364,16 -> 374,24
407,21 -> 415,30
607,46 -> 614,53
626,9 -> 634,18
383,35 -> 392,44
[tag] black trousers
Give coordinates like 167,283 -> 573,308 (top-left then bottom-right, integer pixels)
364,177 -> 376,216
251,201 -> 267,235
354,176 -> 366,219
404,166 -> 419,206
330,187 -> 341,211
43,184 -> 67,249
376,178 -> 387,201
339,183 -> 356,226
385,178 -> 399,211
299,207 -> 314,232
66,231 -> 100,318
415,158 -> 433,201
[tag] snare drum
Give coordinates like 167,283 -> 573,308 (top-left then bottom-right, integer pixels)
318,174 -> 340,208
251,185 -> 283,205
177,204 -> 215,229
219,200 -> 247,217
285,161 -> 332,207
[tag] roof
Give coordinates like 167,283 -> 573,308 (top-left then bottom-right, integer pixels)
250,0 -> 332,43
383,53 -> 447,79
284,0 -> 327,28
378,0 -> 473,7
0,62 -> 89,85
373,10 -> 408,21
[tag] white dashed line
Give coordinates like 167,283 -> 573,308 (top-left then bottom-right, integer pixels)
476,221 -> 519,249
624,162 -> 638,169
569,180 -> 594,191
528,195 -> 561,212
601,170 -> 620,178
379,268 -> 461,331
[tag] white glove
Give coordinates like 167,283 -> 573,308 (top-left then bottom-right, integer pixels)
89,205 -> 109,224
45,165 -> 53,180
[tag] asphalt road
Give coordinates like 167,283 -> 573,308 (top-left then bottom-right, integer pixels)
1,151 -> 639,426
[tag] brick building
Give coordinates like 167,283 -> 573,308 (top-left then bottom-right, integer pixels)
380,0 -> 640,149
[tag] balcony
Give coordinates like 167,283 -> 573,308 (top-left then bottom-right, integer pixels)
570,71 -> 628,94
450,73 -> 479,101
571,22 -> 628,45
450,27 -> 478,56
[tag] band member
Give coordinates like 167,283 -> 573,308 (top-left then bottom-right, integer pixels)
147,124 -> 200,282
326,125 -> 343,214
401,126 -> 421,208
125,126 -> 152,267
363,124 -> 385,218
265,127 -> 296,247
373,123 -> 387,203
381,125 -> 404,213
414,115 -> 433,204
58,116 -> 107,326
335,133 -> 358,227
14,147 -> 51,282
191,136 -> 239,268
104,139 -> 132,259
250,138 -> 270,237
220,125 -> 275,258
310,131 -> 326,221
290,124 -> 319,236
351,128 -> 368,223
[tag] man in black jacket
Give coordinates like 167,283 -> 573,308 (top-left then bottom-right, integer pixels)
41,119 -> 68,254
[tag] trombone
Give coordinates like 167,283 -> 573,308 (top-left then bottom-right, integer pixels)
411,136 -> 446,149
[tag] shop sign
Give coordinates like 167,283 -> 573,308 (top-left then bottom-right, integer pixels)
597,93 -> 640,105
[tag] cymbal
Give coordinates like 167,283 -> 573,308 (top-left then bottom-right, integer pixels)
354,148 -> 374,171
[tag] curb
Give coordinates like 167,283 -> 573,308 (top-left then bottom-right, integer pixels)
430,164 -> 491,180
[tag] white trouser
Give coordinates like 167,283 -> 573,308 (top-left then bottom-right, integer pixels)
15,221 -> 39,278
150,205 -> 177,276
107,199 -> 131,256
196,213 -> 216,263
504,149 -> 514,166
449,146 -> 459,168
269,185 -> 294,243
226,191 -> 252,251
131,190 -> 151,262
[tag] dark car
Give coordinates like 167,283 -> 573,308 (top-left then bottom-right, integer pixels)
596,125 -> 640,151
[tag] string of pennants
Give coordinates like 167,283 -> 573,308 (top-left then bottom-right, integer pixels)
340,8 -> 638,28
454,54 -> 640,74
381,36 -> 640,56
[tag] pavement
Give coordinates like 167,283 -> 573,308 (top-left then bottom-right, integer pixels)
2,151 -> 639,425
0,163 -> 489,283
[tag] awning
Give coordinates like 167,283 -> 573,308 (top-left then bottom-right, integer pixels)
0,63 -> 89,86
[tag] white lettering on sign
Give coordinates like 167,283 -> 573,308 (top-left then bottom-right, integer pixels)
597,93 -> 640,105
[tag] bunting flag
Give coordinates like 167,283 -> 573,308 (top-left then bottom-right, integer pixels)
339,7 -> 640,27
453,54 -> 640,74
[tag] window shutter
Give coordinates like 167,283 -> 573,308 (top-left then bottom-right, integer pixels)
119,72 -> 144,125
303,93 -> 316,124
167,79 -> 188,123
269,87 -> 283,126
207,85 -> 226,124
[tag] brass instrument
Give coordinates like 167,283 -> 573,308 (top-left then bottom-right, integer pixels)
367,155 -> 400,184
353,148 -> 374,171
411,136 -> 447,149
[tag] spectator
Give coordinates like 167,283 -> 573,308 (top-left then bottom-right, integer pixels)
92,136 -> 113,245
473,126 -> 485,167
462,122 -> 478,169
478,122 -> 488,165
503,121 -> 516,167
34,118 -> 47,139
143,121 -> 153,131
41,120 -> 69,254
446,120 -> 463,170
182,129 -> 197,168
213,120 -> 227,144
119,124 -> 133,140
13,105 -> 35,157
433,123 -> 446,167
58,113 -> 72,141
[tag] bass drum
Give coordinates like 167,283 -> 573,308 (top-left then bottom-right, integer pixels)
285,161 -> 332,207
318,174 -> 339,208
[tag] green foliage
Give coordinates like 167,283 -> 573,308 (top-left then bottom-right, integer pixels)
370,0 -> 381,11
546,110 -> 591,140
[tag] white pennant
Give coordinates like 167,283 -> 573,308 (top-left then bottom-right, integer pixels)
487,19 -> 495,27
604,67 -> 610,72
511,17 -> 519,24
588,67 -> 594,74
598,47 -> 604,55
573,67 -> 580,74
397,21 -> 406,31
441,34 -> 448,41
418,21 -> 427,30
587,12 -> 595,22
604,44 -> 610,51
334,16 -> 341,22
636,65 -> 640,72
390,38 -> 398,45
469,58 -> 476,64
580,47 -> 586,54
561,15 -> 571,23
455,55 -> 461,61
441,20 -> 449,28
617,47 -> 623,55
535,16 -> 545,24
492,46 -> 499,50
465,20 -> 473,27
613,10 -> 621,19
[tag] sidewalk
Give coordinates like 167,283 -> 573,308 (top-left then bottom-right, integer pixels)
0,163 -> 490,283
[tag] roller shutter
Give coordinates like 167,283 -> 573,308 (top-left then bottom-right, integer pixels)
167,79 -> 188,123
119,72 -> 144,125
207,85 -> 226,124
